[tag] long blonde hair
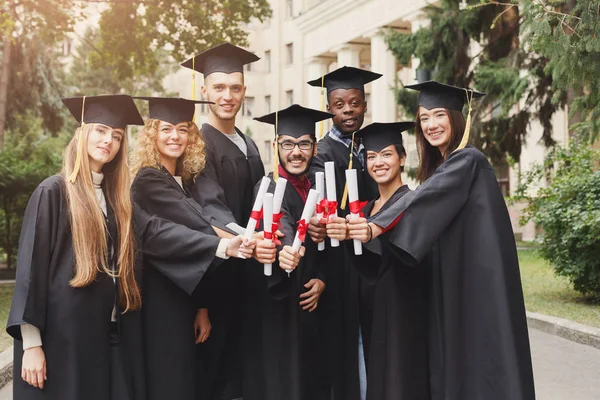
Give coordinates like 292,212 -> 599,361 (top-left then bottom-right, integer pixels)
131,119 -> 206,182
62,123 -> 141,312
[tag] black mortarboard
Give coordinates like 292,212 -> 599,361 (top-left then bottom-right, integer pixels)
254,104 -> 334,139
356,122 -> 415,152
62,94 -> 144,128
405,80 -> 485,111
180,43 -> 260,76
134,97 -> 214,125
307,66 -> 382,96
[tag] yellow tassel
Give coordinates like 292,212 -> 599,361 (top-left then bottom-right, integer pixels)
68,96 -> 86,183
192,57 -> 196,123
456,89 -> 473,151
273,111 -> 279,182
318,75 -> 325,140
340,131 -> 356,210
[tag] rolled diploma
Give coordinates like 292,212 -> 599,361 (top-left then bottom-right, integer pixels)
272,178 -> 288,229
315,172 -> 325,251
345,169 -> 362,255
245,176 -> 271,239
263,193 -> 273,276
292,189 -> 320,252
324,162 -> 339,247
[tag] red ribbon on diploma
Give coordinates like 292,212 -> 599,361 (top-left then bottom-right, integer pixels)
264,231 -> 273,240
316,199 -> 338,220
349,200 -> 368,218
297,219 -> 308,242
250,208 -> 263,221
272,212 -> 284,234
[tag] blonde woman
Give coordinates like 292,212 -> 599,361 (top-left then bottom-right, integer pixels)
7,95 -> 253,400
131,97 -> 254,400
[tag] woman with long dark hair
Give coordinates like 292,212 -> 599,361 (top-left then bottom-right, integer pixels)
360,82 -> 536,400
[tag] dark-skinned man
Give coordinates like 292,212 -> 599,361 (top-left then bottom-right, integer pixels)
306,66 -> 382,400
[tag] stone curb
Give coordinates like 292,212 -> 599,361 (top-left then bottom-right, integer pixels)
527,311 -> 600,350
0,346 -> 12,390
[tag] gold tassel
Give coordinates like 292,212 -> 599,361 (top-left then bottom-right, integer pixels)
318,75 -> 325,140
456,89 -> 473,151
192,57 -> 196,123
340,131 -> 356,210
68,96 -> 86,183
273,111 -> 279,182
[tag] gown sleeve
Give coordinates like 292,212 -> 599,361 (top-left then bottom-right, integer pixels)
379,149 -> 480,266
134,205 -> 223,295
7,184 -> 56,339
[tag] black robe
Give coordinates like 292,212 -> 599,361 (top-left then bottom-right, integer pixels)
7,175 -> 226,400
250,173 -> 329,400
189,123 -> 265,400
131,166 -> 228,400
352,185 -> 430,400
369,146 -> 536,400
308,132 -> 378,400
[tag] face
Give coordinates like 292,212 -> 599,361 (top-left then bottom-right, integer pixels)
278,134 -> 316,176
418,107 -> 452,154
87,123 -> 124,172
366,144 -> 405,185
326,88 -> 367,135
156,121 -> 190,164
201,72 -> 246,121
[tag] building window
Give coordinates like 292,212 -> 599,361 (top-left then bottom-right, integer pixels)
495,164 -> 510,196
285,90 -> 294,106
264,50 -> 271,73
286,0 -> 293,18
264,95 -> 271,114
365,93 -> 371,116
245,62 -> 252,72
242,96 -> 255,117
264,140 -> 272,163
285,43 -> 294,65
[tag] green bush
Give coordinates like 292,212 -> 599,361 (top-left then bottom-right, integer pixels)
514,141 -> 600,299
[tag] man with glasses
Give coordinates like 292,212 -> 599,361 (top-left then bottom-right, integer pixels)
251,104 -> 334,400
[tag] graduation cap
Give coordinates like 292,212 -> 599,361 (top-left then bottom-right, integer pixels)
62,94 -> 144,183
307,66 -> 382,96
62,94 -> 144,129
405,80 -> 485,111
356,122 -> 415,153
134,97 -> 214,125
254,104 -> 333,180
180,43 -> 260,76
405,80 -> 486,151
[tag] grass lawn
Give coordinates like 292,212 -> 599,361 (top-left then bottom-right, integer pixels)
0,284 -> 13,352
518,249 -> 600,328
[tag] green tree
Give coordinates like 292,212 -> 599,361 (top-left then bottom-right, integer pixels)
94,0 -> 272,82
385,0 -> 565,166
0,112 -> 67,268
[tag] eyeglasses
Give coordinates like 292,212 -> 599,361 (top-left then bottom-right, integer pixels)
278,140 -> 314,151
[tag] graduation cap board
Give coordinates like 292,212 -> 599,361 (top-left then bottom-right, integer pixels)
405,80 -> 486,151
180,43 -> 260,76
134,97 -> 214,125
62,94 -> 144,183
356,122 -> 415,153
254,104 -> 334,180
307,66 -> 382,96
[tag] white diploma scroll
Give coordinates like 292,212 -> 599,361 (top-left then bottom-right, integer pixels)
324,162 -> 339,247
315,172 -> 326,252
245,176 -> 271,239
263,193 -> 274,276
345,169 -> 362,255
292,189 -> 320,252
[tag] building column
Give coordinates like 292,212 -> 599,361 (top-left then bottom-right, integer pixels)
305,57 -> 331,110
334,43 -> 362,68
368,30 -> 397,122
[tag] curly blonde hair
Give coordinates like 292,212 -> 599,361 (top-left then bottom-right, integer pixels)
132,119 -> 206,183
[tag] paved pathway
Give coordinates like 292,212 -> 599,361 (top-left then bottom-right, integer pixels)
1,328 -> 599,399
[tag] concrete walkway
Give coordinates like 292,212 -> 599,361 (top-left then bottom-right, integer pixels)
1,328 -> 599,399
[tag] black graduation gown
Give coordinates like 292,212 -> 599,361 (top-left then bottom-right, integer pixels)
369,146 -> 536,400
189,123 -> 265,400
7,175 -> 225,400
352,185 -> 430,400
131,166 -> 227,400
308,133 -> 378,400
251,173 -> 329,400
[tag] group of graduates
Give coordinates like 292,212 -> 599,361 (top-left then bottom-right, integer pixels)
7,42 -> 536,400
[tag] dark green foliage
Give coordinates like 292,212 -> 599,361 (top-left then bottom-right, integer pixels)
514,141 -> 600,299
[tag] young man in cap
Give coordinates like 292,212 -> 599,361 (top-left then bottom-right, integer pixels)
306,66 -> 381,400
181,43 -> 276,400
252,104 -> 334,400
